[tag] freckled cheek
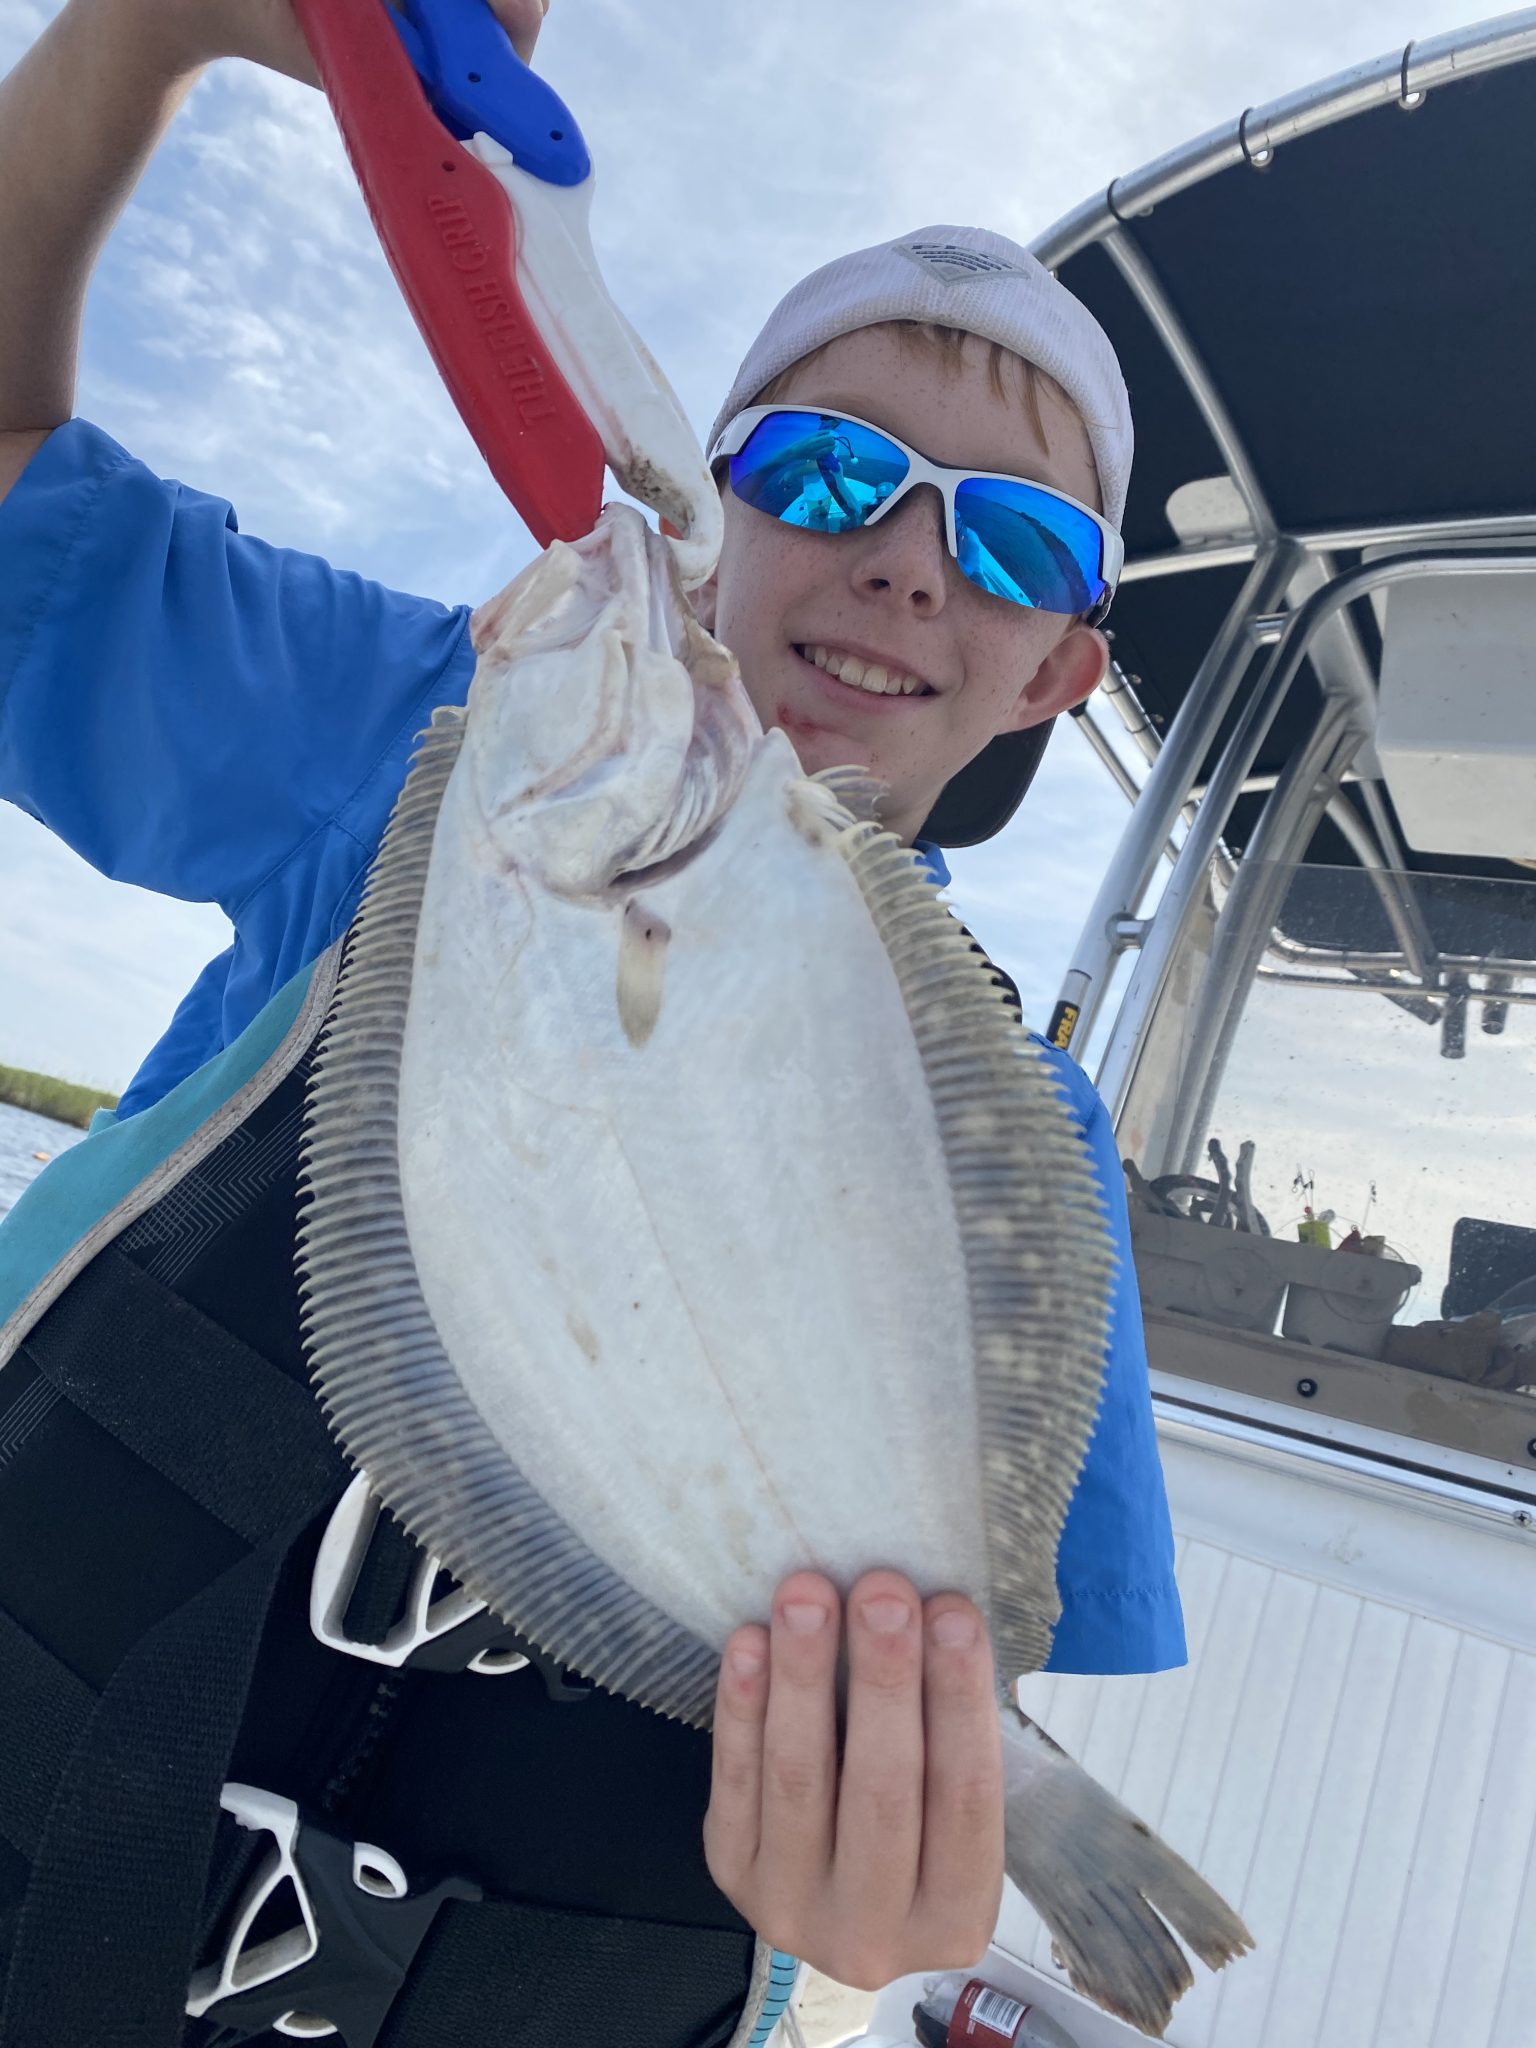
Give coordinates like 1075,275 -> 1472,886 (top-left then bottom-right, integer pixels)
718,556 -> 824,660
965,619 -> 1056,704
708,567 -> 762,656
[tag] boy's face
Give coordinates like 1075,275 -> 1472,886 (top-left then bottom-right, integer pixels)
696,327 -> 1110,843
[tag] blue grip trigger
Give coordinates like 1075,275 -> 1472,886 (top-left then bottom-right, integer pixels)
390,0 -> 591,187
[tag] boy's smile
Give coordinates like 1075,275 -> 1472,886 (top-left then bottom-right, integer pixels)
791,641 -> 939,701
696,324 -> 1111,842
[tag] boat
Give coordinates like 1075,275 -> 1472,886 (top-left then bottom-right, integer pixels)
842,12 -> 1536,2045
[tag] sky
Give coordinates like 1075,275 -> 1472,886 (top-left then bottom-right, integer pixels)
0,0 -> 1452,1094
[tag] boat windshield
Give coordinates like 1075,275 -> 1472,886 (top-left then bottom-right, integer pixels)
1117,856 -> 1536,1470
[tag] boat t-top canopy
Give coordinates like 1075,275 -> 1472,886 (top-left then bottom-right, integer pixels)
1027,10 -> 1536,1092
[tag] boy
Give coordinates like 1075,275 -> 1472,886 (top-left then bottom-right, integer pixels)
0,2 -> 1182,2041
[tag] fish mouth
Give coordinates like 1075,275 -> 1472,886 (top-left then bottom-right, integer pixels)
606,811 -> 732,895
470,507 -> 760,899
573,670 -> 756,898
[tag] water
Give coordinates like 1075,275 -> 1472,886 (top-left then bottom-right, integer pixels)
0,1101 -> 86,1221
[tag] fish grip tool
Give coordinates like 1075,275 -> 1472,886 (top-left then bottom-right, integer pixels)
292,0 -> 604,547
293,0 -> 722,582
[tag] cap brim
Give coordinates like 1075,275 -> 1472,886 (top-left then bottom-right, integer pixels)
918,720 -> 1054,848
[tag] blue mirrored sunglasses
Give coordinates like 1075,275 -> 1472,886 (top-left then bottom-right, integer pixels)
708,405 -> 1123,624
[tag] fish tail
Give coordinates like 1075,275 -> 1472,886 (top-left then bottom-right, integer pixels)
999,1703 -> 1254,2038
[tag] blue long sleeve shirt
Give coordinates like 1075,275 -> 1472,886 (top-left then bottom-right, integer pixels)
0,418 -> 1185,1675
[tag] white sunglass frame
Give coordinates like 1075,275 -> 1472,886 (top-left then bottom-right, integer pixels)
708,403 -> 1125,621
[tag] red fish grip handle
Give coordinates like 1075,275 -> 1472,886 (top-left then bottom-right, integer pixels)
292,0 -> 604,546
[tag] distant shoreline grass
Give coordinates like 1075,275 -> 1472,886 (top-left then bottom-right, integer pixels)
0,1064 -> 119,1131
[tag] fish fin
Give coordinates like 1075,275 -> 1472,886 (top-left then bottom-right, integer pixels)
809,764 -> 888,824
834,822 -> 1117,1675
617,899 -> 671,1048
1001,1705 -> 1254,2037
299,699 -> 719,1725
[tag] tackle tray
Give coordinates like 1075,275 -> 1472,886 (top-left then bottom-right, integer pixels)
1129,1206 -> 1421,1357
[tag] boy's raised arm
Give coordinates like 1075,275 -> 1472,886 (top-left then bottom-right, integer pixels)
0,0 -> 205,500
0,0 -> 547,503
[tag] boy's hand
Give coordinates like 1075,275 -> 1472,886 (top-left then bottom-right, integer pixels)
704,1570 -> 1005,1991
155,0 -> 550,88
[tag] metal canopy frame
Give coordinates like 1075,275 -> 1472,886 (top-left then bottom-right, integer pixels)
1032,12 -> 1536,277
1094,550 -> 1536,1138
1027,12 -> 1536,1172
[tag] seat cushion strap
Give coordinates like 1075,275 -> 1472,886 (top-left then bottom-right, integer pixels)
0,1611 -> 96,1860
380,1896 -> 755,2048
21,1247 -> 339,1547
0,1510 -> 325,2048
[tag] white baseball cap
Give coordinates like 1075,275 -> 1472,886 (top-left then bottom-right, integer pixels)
707,225 -> 1134,847
708,224 -> 1133,530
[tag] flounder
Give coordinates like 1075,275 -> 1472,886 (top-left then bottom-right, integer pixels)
297,504 -> 1252,2036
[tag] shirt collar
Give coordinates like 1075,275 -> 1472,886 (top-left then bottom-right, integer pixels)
912,838 -> 951,889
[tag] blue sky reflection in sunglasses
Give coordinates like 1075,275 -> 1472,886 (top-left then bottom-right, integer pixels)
719,408 -> 1116,618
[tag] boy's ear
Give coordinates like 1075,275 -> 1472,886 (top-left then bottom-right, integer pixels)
1003,622 -> 1108,733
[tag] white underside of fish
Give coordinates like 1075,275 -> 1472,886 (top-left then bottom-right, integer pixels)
400,726 -> 987,1650
297,505 -> 1253,2036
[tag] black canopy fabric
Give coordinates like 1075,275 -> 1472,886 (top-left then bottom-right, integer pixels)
1053,53 -> 1536,894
